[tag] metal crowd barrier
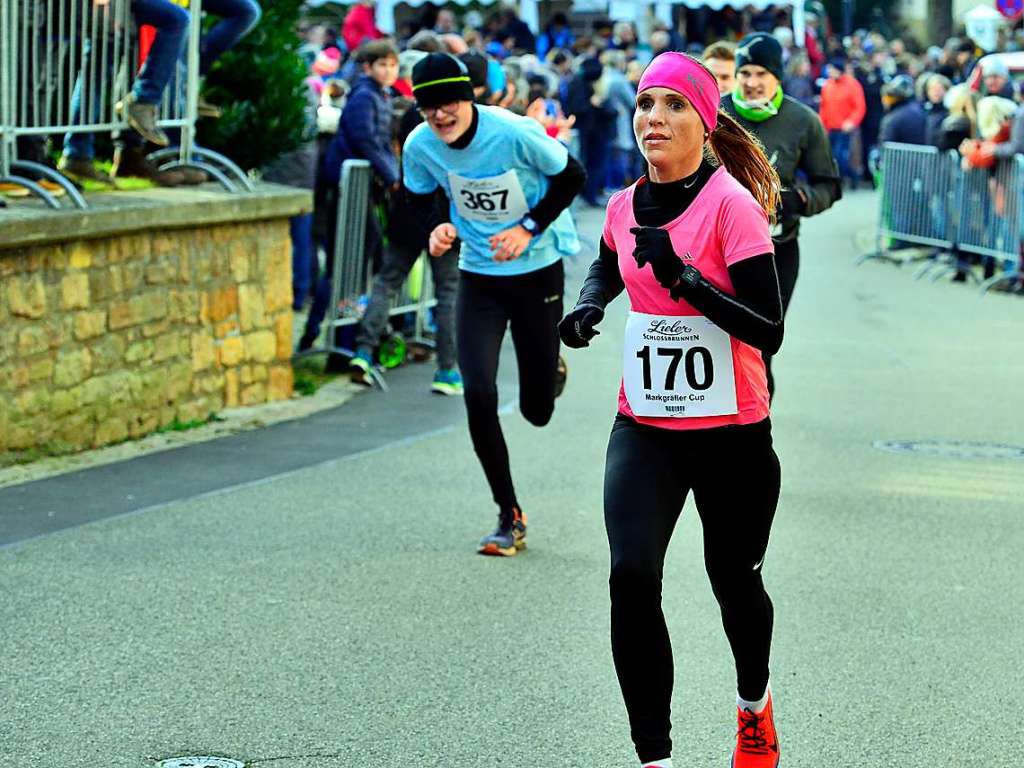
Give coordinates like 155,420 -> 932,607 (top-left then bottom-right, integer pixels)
956,156 -> 1023,293
862,142 -> 1023,294
860,143 -> 958,265
307,159 -> 438,387
0,0 -> 252,210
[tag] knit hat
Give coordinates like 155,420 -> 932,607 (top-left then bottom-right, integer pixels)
734,33 -> 784,82
411,52 -> 475,108
981,56 -> 1010,80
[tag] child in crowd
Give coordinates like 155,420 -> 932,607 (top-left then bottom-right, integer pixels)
300,40 -> 401,369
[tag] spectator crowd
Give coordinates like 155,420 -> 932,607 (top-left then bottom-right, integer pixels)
5,0 -> 1022,292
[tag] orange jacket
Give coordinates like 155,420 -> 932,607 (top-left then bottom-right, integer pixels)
963,123 -> 1012,169
819,75 -> 866,131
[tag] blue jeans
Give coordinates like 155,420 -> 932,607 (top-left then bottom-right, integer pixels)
150,0 -> 261,147
131,0 -> 190,103
829,130 -> 853,182
63,0 -> 188,159
199,0 -> 261,76
290,213 -> 315,310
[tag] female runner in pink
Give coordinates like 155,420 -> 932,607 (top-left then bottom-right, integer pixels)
558,53 -> 784,768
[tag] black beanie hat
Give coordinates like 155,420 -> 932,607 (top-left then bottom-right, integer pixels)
458,51 -> 489,90
412,52 -> 475,108
735,33 -> 784,82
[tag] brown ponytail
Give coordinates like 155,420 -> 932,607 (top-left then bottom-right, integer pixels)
706,110 -> 781,221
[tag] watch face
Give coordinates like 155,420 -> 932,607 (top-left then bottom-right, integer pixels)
522,217 -> 537,233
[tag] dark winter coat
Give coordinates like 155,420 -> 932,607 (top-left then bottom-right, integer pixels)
856,66 -> 886,148
501,16 -> 537,53
879,100 -> 928,146
722,94 -> 841,242
565,59 -> 617,141
322,74 -> 400,189
923,102 -> 949,147
783,75 -> 816,109
933,115 -> 972,152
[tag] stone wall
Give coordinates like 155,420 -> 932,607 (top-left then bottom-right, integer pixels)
1,187 -> 309,455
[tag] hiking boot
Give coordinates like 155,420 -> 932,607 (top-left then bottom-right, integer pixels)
732,694 -> 780,768
116,93 -> 169,146
57,156 -> 115,186
555,355 -> 568,398
197,97 -> 222,119
431,368 -> 463,396
0,181 -> 30,198
478,507 -> 527,556
349,349 -> 375,386
178,166 -> 209,185
111,147 -> 185,187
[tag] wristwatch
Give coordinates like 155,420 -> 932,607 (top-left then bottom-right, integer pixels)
679,264 -> 701,288
520,216 -> 539,235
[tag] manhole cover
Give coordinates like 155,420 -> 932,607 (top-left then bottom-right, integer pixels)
158,758 -> 244,768
873,440 -> 1024,461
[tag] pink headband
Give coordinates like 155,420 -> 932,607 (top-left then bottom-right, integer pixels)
637,52 -> 719,132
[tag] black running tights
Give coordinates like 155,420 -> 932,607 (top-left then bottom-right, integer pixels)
604,415 -> 781,763
457,260 -> 564,510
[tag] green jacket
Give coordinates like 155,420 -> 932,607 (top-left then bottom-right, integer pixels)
722,94 -> 841,243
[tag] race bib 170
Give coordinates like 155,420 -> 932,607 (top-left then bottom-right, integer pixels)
623,312 -> 738,418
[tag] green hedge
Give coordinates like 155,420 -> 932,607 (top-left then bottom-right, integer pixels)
197,0 -> 310,172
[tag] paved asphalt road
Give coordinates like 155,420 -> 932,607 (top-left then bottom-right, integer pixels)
2,191 -> 1022,768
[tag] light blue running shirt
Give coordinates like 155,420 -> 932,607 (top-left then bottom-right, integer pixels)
403,105 -> 580,276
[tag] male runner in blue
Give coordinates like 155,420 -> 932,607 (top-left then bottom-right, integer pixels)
402,53 -> 586,555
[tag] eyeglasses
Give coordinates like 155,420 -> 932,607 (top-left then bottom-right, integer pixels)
418,102 -> 460,118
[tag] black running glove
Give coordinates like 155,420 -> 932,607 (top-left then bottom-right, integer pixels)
778,188 -> 805,221
558,304 -> 604,348
630,226 -> 683,289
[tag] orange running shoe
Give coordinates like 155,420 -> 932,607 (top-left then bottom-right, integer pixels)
478,507 -> 527,556
732,694 -> 780,768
